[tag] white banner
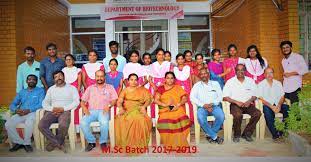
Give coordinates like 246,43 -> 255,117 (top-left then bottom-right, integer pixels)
101,3 -> 184,20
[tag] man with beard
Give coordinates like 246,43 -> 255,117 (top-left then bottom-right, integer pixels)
16,46 -> 42,93
40,43 -> 65,91
190,68 -> 224,144
38,71 -> 79,152
6,74 -> 45,152
103,41 -> 126,72
80,70 -> 118,152
280,41 -> 308,103
223,64 -> 261,143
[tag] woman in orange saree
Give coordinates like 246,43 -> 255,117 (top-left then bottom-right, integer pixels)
115,73 -> 152,153
154,72 -> 192,150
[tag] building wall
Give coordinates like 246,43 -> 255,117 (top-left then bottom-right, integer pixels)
0,0 -> 69,106
212,0 -> 309,81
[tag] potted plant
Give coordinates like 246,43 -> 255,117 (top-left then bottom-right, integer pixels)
275,84 -> 311,156
0,106 -> 10,144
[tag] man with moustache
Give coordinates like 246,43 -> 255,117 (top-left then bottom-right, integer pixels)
38,71 -> 79,152
258,67 -> 289,142
40,43 -> 65,91
190,68 -> 224,144
6,75 -> 45,152
280,41 -> 308,103
80,70 -> 118,152
223,64 -> 261,143
16,46 -> 43,93
103,41 -> 127,72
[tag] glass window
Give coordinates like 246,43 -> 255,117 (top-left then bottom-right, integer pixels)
178,15 -> 210,30
142,20 -> 168,31
178,31 -> 210,56
116,32 -> 168,62
72,34 -> 106,62
72,17 -> 105,33
115,20 -> 141,32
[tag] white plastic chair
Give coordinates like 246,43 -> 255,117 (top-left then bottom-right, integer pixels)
192,102 -> 233,144
223,100 -> 263,142
39,109 -> 76,151
7,109 -> 41,150
79,107 -> 115,149
259,99 -> 291,139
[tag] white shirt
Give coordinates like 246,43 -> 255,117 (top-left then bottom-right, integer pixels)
223,76 -> 257,102
258,79 -> 285,106
281,52 -> 308,93
42,84 -> 80,112
240,58 -> 268,76
190,80 -> 223,107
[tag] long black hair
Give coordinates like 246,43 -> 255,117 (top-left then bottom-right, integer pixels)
246,45 -> 265,68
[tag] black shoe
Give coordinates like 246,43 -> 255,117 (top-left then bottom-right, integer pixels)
24,145 -> 33,152
9,144 -> 24,152
212,137 -> 224,144
85,143 -> 96,152
242,135 -> 254,142
233,136 -> 240,143
205,136 -> 213,143
100,143 -> 108,153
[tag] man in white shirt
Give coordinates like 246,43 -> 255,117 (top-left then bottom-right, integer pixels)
190,68 -> 224,144
38,71 -> 80,152
258,67 -> 289,142
280,40 -> 308,103
223,64 -> 261,142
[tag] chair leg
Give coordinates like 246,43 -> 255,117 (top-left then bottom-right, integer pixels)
223,120 -> 228,142
256,123 -> 260,141
33,128 -> 41,150
80,127 -> 86,150
227,117 -> 233,143
68,125 -> 76,151
259,117 -> 266,140
187,132 -> 190,144
194,123 -> 200,145
155,128 -> 160,146
40,131 -> 45,151
8,139 -> 13,148
149,132 -> 152,147
109,121 -> 115,147
52,129 -> 56,135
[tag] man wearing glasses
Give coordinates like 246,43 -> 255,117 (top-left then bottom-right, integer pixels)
258,67 -> 289,142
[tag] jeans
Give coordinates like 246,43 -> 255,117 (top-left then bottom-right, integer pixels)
197,104 -> 225,139
263,104 -> 289,139
5,112 -> 36,145
80,109 -> 110,144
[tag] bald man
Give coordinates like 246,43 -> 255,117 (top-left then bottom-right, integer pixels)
258,67 -> 289,142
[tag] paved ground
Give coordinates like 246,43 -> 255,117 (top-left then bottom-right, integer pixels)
0,124 -> 298,157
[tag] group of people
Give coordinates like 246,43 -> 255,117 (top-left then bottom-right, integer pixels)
5,40 -> 308,154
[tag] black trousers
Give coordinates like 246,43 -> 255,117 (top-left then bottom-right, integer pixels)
285,88 -> 301,104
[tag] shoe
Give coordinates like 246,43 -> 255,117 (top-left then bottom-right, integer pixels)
46,142 -> 56,152
9,144 -> 24,152
212,137 -> 224,144
100,143 -> 109,153
233,136 -> 240,143
242,135 -> 254,142
24,145 -> 33,152
205,136 -> 213,143
57,144 -> 67,153
85,143 -> 96,152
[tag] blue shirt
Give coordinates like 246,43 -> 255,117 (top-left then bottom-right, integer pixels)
103,54 -> 127,72
16,61 -> 43,93
40,57 -> 65,87
10,87 -> 45,113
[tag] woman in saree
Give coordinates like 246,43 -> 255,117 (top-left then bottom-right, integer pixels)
154,72 -> 192,149
115,73 -> 152,152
